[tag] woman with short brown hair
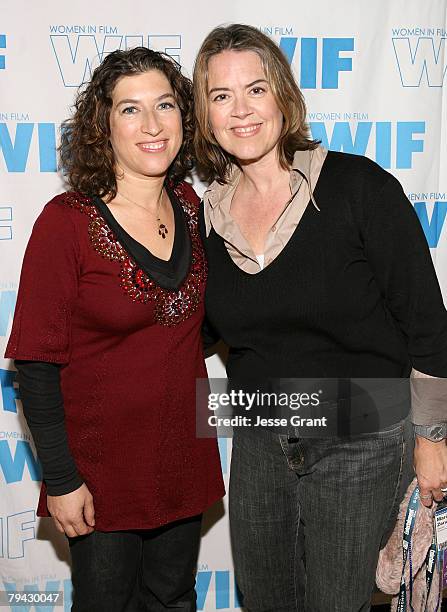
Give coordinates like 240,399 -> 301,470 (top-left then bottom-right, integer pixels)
194,24 -> 447,611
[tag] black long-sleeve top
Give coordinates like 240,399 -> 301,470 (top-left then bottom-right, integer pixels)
201,152 -> 447,387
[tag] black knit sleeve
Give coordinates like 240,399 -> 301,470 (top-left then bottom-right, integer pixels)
15,360 -> 84,495
198,204 -> 221,350
202,317 -> 221,351
364,174 -> 447,378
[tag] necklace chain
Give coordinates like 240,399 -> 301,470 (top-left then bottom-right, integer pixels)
117,187 -> 169,239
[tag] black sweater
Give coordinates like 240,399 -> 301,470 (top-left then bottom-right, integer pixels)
201,152 -> 447,383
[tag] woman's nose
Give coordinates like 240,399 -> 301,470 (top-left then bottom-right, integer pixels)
232,95 -> 253,119
141,111 -> 162,136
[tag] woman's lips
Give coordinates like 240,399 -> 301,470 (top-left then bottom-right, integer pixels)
231,124 -> 262,137
136,140 -> 168,152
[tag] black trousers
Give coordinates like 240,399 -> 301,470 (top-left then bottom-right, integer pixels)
68,514 -> 202,612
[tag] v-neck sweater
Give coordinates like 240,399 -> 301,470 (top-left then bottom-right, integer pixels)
93,183 -> 191,290
6,182 -> 225,531
12,186 -> 192,498
201,152 -> 447,388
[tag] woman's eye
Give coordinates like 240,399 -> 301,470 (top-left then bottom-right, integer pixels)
251,87 -> 265,95
122,106 -> 138,114
212,93 -> 228,102
158,101 -> 175,110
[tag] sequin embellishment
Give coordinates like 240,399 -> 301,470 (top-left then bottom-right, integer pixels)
63,187 -> 206,326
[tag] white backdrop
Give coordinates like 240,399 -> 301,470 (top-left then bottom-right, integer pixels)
1,1 -> 446,609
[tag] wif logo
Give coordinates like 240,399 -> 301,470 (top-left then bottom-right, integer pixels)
197,570 -> 242,610
309,120 -> 425,169
0,290 -> 16,336
0,510 -> 35,559
0,441 -> 42,484
0,368 -> 19,414
2,577 -> 72,610
392,29 -> 447,87
0,35 -> 5,69
218,437 -> 229,475
409,193 -> 447,247
0,123 -> 57,172
279,37 -> 354,88
50,33 -> 181,87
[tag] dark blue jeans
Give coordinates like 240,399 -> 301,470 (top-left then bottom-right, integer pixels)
68,514 -> 202,612
229,420 -> 413,612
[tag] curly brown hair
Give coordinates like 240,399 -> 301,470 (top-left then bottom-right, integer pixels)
193,24 -> 319,184
60,47 -> 194,198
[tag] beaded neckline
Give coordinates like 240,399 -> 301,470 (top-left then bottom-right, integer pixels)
63,185 -> 207,327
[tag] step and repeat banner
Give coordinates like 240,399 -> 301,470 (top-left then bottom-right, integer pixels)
1,0 -> 446,609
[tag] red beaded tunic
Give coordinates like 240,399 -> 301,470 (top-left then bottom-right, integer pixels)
6,182 -> 224,531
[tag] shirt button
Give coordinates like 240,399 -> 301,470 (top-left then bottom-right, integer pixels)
271,225 -> 276,232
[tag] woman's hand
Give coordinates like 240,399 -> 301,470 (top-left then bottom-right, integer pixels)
47,483 -> 95,537
413,436 -> 447,507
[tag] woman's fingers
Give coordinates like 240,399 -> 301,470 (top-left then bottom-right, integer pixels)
52,517 -> 66,534
47,483 -> 95,537
414,437 -> 447,507
83,495 -> 96,528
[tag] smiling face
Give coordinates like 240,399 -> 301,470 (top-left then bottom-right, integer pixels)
109,69 -> 183,180
207,49 -> 284,167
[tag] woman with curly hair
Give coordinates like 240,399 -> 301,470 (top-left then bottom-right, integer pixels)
5,47 -> 224,611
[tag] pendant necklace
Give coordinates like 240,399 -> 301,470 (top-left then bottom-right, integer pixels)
118,187 -> 169,239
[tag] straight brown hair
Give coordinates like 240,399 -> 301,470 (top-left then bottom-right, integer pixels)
193,24 -> 319,184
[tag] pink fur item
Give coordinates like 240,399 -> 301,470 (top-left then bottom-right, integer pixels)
376,478 -> 441,611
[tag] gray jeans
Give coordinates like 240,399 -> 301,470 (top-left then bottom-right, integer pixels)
229,419 -> 413,612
